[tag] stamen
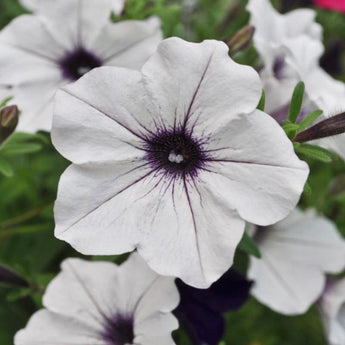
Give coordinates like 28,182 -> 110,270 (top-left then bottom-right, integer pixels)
168,151 -> 184,163
144,128 -> 207,178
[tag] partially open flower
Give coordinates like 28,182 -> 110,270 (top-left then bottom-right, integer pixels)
0,0 -> 162,133
319,278 -> 345,345
0,105 -> 19,145
52,37 -> 309,288
248,209 -> 345,315
15,253 -> 179,345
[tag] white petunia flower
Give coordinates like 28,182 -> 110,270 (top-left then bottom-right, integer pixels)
247,0 -> 323,114
52,37 -> 309,288
0,0 -> 161,133
20,0 -> 125,16
248,209 -> 345,315
276,36 -> 345,157
319,278 -> 345,345
15,253 -> 179,345
247,0 -> 345,158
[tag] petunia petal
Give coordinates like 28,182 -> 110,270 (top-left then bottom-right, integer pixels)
320,278 -> 345,345
142,37 -> 262,133
0,15 -> 64,85
52,70 -> 149,164
20,0 -> 125,16
138,334 -> 177,345
94,17 -> 162,70
249,209 -> 345,314
19,0 -> 117,47
54,161 -> 153,254
15,309 -> 104,345
202,109 -> 309,225
14,79 -> 61,133
138,181 -> 245,288
116,252 -> 179,316
43,258 -> 123,328
249,254 -> 324,315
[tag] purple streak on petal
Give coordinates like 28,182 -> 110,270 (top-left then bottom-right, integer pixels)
174,269 -> 252,345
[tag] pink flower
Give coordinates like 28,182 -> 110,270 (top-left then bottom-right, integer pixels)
314,0 -> 345,13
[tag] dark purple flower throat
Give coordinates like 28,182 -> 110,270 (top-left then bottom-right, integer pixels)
101,314 -> 134,345
58,47 -> 102,81
144,128 -> 207,179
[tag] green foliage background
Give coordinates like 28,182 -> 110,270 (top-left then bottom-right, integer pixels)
0,0 -> 345,344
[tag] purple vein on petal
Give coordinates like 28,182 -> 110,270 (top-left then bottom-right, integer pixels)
60,88 -> 148,141
59,167 -> 159,234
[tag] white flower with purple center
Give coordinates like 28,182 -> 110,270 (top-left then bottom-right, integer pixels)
247,0 -> 345,158
319,278 -> 345,345
15,253 -> 179,345
0,0 -> 162,133
52,37 -> 309,288
247,0 -> 323,116
248,209 -> 345,315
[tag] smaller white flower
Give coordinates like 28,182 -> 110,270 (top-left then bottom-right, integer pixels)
247,0 -> 322,113
319,278 -> 345,345
15,253 -> 179,345
247,0 -> 345,159
248,209 -> 345,315
20,0 -> 125,16
0,0 -> 161,133
247,0 -> 324,112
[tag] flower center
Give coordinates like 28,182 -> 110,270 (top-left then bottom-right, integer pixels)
145,130 -> 205,178
58,47 -> 102,81
102,315 -> 134,345
273,56 -> 285,80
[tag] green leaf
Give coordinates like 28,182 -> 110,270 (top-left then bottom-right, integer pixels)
6,288 -> 31,302
238,231 -> 261,258
293,141 -> 301,149
0,97 -> 13,109
257,90 -> 265,111
303,181 -> 312,195
0,142 -> 42,155
0,223 -> 51,239
283,122 -> 299,139
0,157 -> 13,177
297,110 -> 323,133
288,81 -> 305,123
296,143 -> 334,163
8,132 -> 48,144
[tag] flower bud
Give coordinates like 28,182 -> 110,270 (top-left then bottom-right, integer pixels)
294,112 -> 345,143
0,264 -> 29,288
227,25 -> 255,55
0,105 -> 18,145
